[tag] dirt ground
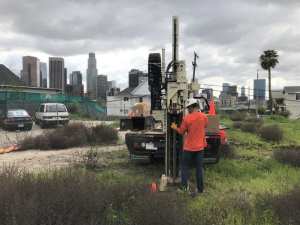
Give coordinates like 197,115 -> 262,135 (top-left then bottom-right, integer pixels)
0,120 -> 127,171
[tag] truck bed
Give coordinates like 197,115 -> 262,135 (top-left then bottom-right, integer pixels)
125,131 -> 222,163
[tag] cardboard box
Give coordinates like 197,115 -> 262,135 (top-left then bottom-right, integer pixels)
206,115 -> 220,134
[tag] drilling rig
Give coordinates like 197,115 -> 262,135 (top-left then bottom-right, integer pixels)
124,16 -> 226,184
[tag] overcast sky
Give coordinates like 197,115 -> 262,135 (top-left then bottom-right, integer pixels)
1,0 -> 300,93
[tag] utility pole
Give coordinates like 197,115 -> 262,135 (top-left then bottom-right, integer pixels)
248,85 -> 251,112
192,52 -> 199,82
256,69 -> 259,116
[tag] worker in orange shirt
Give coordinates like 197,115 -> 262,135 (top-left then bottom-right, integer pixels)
171,98 -> 208,193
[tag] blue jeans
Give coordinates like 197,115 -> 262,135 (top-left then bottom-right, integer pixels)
181,150 -> 204,192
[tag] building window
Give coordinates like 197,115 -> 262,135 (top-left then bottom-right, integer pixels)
296,93 -> 300,100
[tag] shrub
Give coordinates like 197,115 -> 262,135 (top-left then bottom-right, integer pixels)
241,122 -> 258,133
219,143 -> 236,159
232,121 -> 243,129
271,186 -> 300,225
20,123 -> 118,150
90,124 -> 119,144
0,166 -> 186,225
129,192 -> 187,225
273,146 -> 300,167
81,147 -> 100,170
258,107 -> 266,115
230,112 -> 245,121
258,124 -> 283,142
66,103 -> 79,114
278,110 -> 290,118
245,116 -> 264,127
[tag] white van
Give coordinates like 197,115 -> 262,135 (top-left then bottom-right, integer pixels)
35,103 -> 69,128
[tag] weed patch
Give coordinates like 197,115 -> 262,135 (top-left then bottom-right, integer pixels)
258,124 -> 283,142
20,123 -> 118,150
274,145 -> 300,167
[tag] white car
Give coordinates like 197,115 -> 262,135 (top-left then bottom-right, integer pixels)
35,103 -> 69,128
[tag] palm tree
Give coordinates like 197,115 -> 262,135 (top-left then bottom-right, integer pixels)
259,50 -> 279,114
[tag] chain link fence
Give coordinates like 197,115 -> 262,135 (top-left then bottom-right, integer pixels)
0,91 -> 106,119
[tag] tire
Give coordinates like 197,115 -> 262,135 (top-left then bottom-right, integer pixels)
40,121 -> 46,129
24,126 -> 32,131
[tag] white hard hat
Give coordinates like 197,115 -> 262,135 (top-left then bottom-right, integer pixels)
186,98 -> 199,108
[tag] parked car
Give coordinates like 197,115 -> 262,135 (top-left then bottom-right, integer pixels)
35,103 -> 69,128
0,109 -> 33,131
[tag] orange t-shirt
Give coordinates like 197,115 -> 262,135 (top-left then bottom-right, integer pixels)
176,112 -> 208,151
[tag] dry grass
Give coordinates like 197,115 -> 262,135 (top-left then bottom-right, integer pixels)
20,123 -> 118,150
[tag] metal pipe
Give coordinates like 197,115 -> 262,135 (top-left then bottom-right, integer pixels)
172,16 -> 179,80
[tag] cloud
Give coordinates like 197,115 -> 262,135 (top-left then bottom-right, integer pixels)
0,0 -> 300,92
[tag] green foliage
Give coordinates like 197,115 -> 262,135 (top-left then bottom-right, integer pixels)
278,110 -> 290,118
233,121 -> 243,129
241,122 -> 258,133
258,107 -> 266,115
230,111 -> 246,121
259,125 -> 283,142
260,50 -> 279,70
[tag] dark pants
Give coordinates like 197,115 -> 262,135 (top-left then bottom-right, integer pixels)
181,150 -> 204,192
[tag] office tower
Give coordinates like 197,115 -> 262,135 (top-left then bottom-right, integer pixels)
69,71 -> 83,96
64,68 -> 67,88
254,79 -> 266,101
86,52 -> 98,99
241,86 -> 246,97
129,69 -> 147,88
22,56 -> 40,87
39,62 -> 47,88
49,57 -> 64,90
222,83 -> 230,93
96,75 -> 108,100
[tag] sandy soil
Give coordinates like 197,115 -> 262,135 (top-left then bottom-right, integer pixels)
0,144 -> 127,171
0,120 -> 128,171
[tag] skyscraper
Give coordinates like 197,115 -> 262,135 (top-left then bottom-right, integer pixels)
70,71 -> 83,86
39,62 -> 47,88
254,79 -> 266,101
86,53 -> 98,99
96,75 -> 108,101
128,69 -> 147,88
222,83 -> 230,93
241,86 -> 246,97
64,68 -> 67,89
49,57 -> 64,90
69,71 -> 83,96
22,56 -> 40,87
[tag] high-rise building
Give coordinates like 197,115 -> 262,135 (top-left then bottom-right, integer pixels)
241,86 -> 246,97
68,71 -> 84,96
238,86 -> 248,102
108,80 -> 116,89
96,75 -> 108,100
22,56 -> 40,87
228,85 -> 238,97
39,62 -> 47,88
254,79 -> 266,101
70,71 -> 83,86
64,68 -> 67,88
129,69 -> 147,88
86,53 -> 98,99
222,83 -> 230,93
49,57 -> 64,90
